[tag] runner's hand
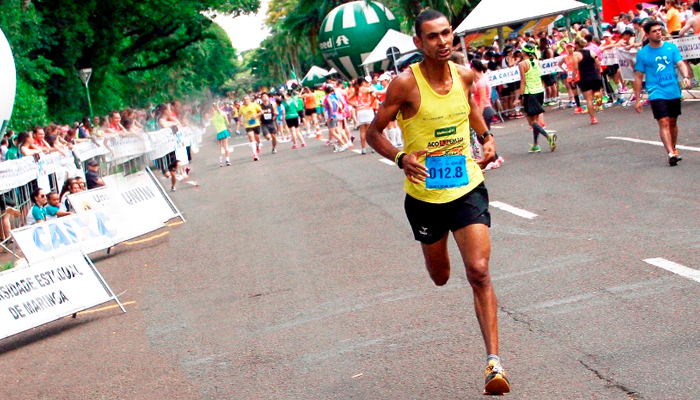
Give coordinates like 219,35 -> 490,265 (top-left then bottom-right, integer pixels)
634,100 -> 643,114
478,140 -> 496,169
403,149 -> 429,184
683,77 -> 691,89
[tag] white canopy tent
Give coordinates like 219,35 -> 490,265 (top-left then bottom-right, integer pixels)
361,29 -> 416,66
301,66 -> 330,87
454,0 -> 590,35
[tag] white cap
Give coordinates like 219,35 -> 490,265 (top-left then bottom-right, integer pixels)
603,31 -> 612,37
364,76 -> 372,83
379,74 -> 390,81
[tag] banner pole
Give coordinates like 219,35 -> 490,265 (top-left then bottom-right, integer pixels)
145,166 -> 186,223
83,252 -> 126,313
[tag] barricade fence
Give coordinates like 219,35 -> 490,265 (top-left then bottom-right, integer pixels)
0,126 -> 203,258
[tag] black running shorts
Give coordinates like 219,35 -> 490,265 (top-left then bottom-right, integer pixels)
286,117 -> 300,128
650,98 -> 682,120
261,123 -> 277,135
577,79 -> 602,93
404,183 -> 491,245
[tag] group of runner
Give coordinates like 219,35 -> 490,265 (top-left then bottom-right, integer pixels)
210,74 -> 405,162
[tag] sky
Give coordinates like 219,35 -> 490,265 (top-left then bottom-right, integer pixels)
212,0 -> 271,52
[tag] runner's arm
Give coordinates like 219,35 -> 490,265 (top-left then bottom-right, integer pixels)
676,59 -> 691,88
633,70 -> 645,113
366,76 -> 428,183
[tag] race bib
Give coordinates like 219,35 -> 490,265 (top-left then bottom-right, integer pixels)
263,111 -> 273,121
425,155 -> 469,190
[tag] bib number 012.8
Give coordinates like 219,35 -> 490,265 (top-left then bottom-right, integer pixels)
425,155 -> 469,189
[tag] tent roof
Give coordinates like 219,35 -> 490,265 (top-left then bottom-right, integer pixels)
361,29 -> 416,66
301,66 -> 330,83
454,0 -> 590,35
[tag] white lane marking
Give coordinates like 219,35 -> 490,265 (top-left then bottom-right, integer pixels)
607,137 -> 700,152
378,159 -> 395,166
489,201 -> 538,219
643,258 -> 700,284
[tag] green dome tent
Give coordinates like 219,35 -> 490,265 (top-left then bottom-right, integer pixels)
301,66 -> 330,88
318,1 -> 400,79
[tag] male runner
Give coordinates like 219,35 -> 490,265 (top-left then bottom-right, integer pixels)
240,95 -> 264,161
366,9 -> 509,396
260,93 -> 279,154
634,20 -> 691,166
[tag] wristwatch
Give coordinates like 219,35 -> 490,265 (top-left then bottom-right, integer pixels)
479,131 -> 493,142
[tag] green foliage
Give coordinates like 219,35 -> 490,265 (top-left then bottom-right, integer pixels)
0,261 -> 13,272
0,0 -> 257,126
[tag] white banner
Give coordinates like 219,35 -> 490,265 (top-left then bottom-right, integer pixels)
0,252 -> 117,340
0,126 -> 204,193
70,170 -> 177,224
12,209 -> 121,263
671,36 -> 700,60
616,48 -> 637,82
486,56 -> 565,87
0,157 -> 37,192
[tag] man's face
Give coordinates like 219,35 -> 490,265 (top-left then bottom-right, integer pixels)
93,116 -> 100,125
613,16 -> 619,24
414,17 -> 453,62
243,96 -> 250,105
647,25 -> 664,42
262,94 -> 269,103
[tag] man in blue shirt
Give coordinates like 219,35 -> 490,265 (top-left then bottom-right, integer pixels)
634,20 -> 691,166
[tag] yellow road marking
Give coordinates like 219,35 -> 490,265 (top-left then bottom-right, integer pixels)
165,220 -> 184,227
77,301 -> 136,315
124,231 -> 169,245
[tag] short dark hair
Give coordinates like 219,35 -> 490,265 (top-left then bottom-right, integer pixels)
414,9 -> 447,37
693,1 -> 700,13
643,19 -> 663,34
636,3 -> 644,10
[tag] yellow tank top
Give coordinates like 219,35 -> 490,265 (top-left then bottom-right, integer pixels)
398,62 -> 484,204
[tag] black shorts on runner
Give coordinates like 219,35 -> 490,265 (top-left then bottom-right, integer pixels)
604,64 -> 620,76
542,74 -> 557,86
286,118 -> 299,128
261,123 -> 277,135
404,183 -> 491,245
298,109 -> 306,120
650,98 -> 682,120
247,126 -> 261,135
523,92 -> 545,116
577,79 -> 602,93
305,108 -> 316,115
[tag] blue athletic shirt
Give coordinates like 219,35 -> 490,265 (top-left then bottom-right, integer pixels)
635,42 -> 683,101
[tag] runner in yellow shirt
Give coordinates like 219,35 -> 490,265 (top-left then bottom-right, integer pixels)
366,9 -> 509,396
239,95 -> 263,161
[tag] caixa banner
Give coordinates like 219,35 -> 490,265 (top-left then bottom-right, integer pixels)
11,210 -> 120,264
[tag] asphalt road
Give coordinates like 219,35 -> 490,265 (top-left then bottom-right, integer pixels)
1,100 -> 700,400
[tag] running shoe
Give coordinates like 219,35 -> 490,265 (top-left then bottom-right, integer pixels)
484,360 -> 511,395
591,117 -> 599,125
292,144 -> 299,149
338,144 -> 348,152
185,167 -> 191,175
514,112 -> 524,119
574,107 -> 583,114
226,161 -> 231,166
272,149 -> 277,154
301,143 -> 307,147
220,163 -> 223,167
674,150 -> 683,161
567,100 -> 576,108
351,135 -> 355,143
333,145 -> 340,153
619,86 -> 628,93
361,148 -> 367,155
171,187 -> 176,192
528,144 -> 541,153
547,133 -> 557,152
669,152 -> 679,166
253,156 -> 259,161
256,146 -> 261,153
495,155 -> 505,167
316,133 -> 323,139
